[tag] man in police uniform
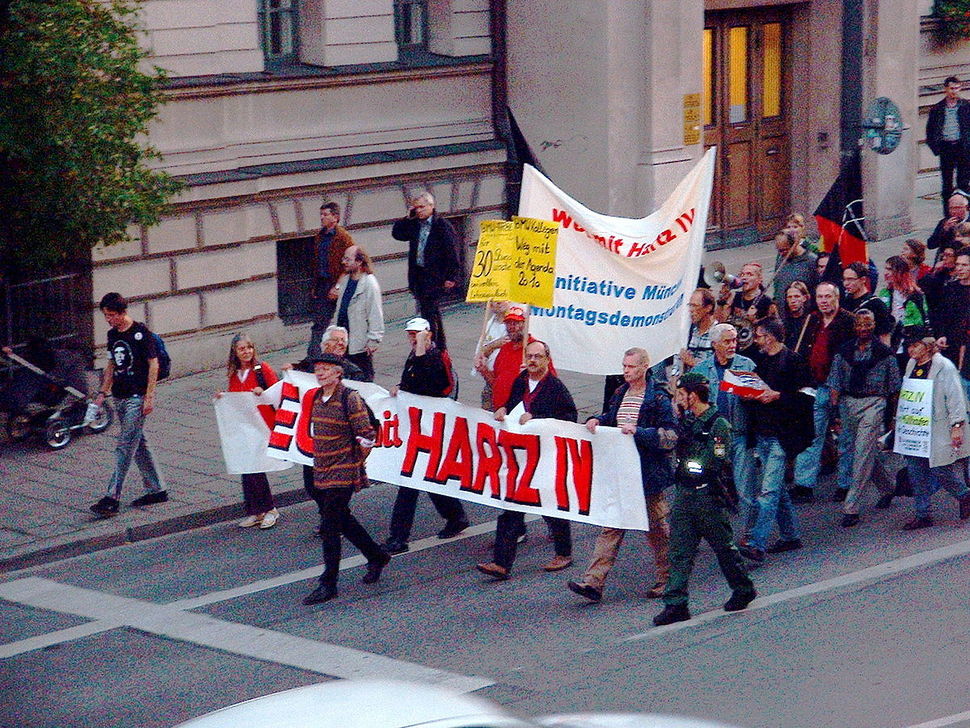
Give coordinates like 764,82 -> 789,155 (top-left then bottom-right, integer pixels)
653,372 -> 756,626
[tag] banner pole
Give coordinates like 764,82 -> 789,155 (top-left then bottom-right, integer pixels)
522,309 -> 530,367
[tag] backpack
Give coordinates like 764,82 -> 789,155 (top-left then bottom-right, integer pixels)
439,348 -> 459,400
340,386 -> 380,453
150,331 -> 171,380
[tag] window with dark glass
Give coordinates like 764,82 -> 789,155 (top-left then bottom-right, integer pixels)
395,0 -> 428,50
259,0 -> 297,61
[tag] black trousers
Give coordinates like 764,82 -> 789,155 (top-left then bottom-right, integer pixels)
241,472 -> 274,516
308,486 -> 384,588
493,511 -> 571,571
939,141 -> 970,214
415,293 -> 447,349
307,278 -> 337,357
303,465 -> 323,520
345,351 -> 374,383
388,487 -> 466,542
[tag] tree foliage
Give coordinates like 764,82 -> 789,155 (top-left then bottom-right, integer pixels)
0,0 -> 180,277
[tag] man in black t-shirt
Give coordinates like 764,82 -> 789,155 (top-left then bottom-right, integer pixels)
90,292 -> 168,517
841,262 -> 894,346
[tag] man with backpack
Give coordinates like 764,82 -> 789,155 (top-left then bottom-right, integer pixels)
382,317 -> 468,554
91,292 -> 169,517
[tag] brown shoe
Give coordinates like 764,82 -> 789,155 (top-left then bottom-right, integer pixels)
646,581 -> 666,599
475,562 -> 510,580
542,555 -> 573,572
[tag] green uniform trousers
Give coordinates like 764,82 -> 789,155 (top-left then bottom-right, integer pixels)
663,484 -> 754,607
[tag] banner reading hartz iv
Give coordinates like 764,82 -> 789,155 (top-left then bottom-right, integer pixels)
518,149 -> 715,375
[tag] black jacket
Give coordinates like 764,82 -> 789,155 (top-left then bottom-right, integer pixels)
504,371 -> 577,422
926,97 -> 970,157
392,214 -> 463,297
399,345 -> 451,397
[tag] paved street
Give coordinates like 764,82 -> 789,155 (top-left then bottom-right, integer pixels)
2,482 -> 970,728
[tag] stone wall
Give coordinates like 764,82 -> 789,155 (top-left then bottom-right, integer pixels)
91,155 -> 507,375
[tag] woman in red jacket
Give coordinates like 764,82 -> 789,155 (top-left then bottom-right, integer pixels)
226,333 -> 280,529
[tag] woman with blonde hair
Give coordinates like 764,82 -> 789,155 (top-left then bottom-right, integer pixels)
224,333 -> 280,528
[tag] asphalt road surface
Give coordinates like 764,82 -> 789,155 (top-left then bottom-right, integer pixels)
3,481 -> 970,728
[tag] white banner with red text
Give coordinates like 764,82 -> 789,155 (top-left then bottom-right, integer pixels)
517,149 -> 715,375
257,371 -> 649,530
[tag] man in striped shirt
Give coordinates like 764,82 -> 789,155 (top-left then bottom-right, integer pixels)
302,353 -> 388,605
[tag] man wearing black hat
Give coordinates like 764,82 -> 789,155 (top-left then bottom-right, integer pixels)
302,353 -> 389,605
654,372 -> 755,626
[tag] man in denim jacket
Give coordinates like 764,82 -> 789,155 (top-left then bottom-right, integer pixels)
567,347 -> 678,603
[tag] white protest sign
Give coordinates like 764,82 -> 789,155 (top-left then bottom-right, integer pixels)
213,393 -> 294,475
260,371 -> 649,530
894,378 -> 933,458
517,149 -> 715,374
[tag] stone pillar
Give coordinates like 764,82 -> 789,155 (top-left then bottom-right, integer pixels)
505,0 -> 704,216
860,0 -> 918,239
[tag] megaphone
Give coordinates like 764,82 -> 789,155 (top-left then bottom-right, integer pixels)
703,261 -> 740,288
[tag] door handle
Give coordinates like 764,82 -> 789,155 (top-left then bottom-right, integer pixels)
766,147 -> 779,156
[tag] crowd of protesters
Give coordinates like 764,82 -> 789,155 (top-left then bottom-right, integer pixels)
82,190 -> 970,625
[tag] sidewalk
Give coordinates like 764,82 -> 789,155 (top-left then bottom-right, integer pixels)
0,194 -> 943,571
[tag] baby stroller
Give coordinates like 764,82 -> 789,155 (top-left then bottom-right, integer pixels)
1,339 -> 113,449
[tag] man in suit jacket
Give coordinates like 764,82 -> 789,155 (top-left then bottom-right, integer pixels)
308,201 -> 355,357
392,192 -> 462,348
926,76 -> 970,215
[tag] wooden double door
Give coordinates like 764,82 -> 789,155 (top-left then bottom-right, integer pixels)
704,8 -> 792,248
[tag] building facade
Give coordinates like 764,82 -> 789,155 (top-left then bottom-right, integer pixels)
85,0 -> 968,373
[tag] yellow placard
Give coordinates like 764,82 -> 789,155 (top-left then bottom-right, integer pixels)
511,216 -> 558,308
465,220 -> 515,302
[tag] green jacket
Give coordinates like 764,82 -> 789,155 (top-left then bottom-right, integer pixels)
675,405 -> 732,487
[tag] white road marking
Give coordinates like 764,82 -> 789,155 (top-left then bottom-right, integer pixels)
0,620 -> 121,659
0,577 -> 491,693
622,535 -> 970,641
904,711 -> 970,728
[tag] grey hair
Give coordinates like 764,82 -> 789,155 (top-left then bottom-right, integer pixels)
624,347 -> 650,366
709,323 -> 737,343
324,325 -> 348,338
413,191 -> 435,206
816,281 -> 841,300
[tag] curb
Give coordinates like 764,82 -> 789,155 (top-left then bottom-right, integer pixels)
0,487 -> 313,573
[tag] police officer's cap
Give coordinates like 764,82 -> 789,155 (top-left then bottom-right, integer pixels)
677,372 -> 708,390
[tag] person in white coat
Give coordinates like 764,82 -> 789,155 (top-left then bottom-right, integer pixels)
899,326 -> 970,530
333,246 -> 384,382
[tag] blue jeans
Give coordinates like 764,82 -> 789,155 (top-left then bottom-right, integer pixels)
732,434 -> 759,534
106,395 -> 165,499
793,385 -> 852,490
906,456 -> 969,519
749,436 -> 800,550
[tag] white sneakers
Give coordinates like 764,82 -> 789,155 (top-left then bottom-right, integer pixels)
259,509 -> 280,529
238,508 -> 280,529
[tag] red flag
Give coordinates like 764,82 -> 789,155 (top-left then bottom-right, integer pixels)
813,150 -> 867,265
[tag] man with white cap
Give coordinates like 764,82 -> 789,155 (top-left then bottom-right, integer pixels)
383,317 -> 468,553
